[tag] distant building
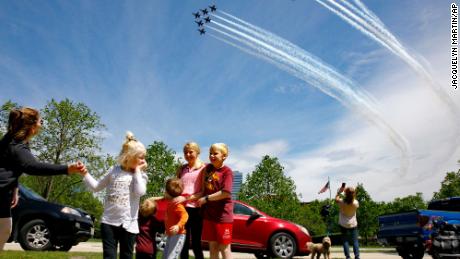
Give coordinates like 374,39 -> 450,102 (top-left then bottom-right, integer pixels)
232,171 -> 243,200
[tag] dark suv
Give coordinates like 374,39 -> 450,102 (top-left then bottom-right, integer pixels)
8,185 -> 94,251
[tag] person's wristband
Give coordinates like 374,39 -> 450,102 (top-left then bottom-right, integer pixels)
205,195 -> 209,202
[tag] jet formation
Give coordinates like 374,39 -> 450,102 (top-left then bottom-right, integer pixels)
193,4 -> 217,35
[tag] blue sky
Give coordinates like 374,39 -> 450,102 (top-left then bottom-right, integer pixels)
1,0 -> 459,201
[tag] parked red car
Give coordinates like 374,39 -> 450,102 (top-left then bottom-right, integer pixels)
154,200 -> 312,258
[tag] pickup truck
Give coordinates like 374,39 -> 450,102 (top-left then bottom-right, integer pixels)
377,197 -> 460,259
430,219 -> 460,259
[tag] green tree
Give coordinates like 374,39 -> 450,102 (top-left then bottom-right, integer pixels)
145,141 -> 181,197
20,98 -> 106,202
298,200 -> 329,237
386,192 -> 427,213
433,167 -> 460,200
238,155 -> 300,221
354,183 -> 381,245
0,100 -> 19,136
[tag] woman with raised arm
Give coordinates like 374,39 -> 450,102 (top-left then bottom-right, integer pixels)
0,107 -> 86,251
335,185 -> 360,259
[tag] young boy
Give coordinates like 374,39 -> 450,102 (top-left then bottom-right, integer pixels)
197,143 -> 234,259
136,197 -> 160,259
163,178 -> 189,259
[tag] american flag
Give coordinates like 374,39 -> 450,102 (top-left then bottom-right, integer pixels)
318,180 -> 330,194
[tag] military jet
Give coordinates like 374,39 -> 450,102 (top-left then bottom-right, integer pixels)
201,8 -> 208,15
193,12 -> 201,19
209,5 -> 217,12
198,28 -> 206,35
195,20 -> 204,27
204,17 -> 211,23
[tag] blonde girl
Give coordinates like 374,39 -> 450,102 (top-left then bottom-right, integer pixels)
81,131 -> 148,259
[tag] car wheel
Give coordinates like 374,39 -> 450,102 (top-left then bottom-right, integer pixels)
18,219 -> 53,251
155,231 -> 167,251
269,232 -> 296,258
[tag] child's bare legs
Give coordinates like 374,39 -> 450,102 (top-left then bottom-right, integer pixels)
209,241 -> 220,259
209,242 -> 232,259
219,244 -> 232,259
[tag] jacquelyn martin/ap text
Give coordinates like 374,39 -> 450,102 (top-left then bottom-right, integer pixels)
452,3 -> 458,90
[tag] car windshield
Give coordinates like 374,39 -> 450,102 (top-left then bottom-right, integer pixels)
20,185 -> 46,201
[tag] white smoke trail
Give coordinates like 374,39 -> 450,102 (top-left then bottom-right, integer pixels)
352,0 -> 381,24
206,14 -> 411,175
317,0 -> 460,120
214,11 -> 377,105
314,1 -> 395,52
316,0 -> 460,179
339,0 -> 397,43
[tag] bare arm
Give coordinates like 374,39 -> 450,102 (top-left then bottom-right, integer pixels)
197,190 -> 231,206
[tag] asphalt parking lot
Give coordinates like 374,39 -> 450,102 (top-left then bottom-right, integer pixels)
3,242 -> 403,258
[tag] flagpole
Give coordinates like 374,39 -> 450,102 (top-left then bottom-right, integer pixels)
327,176 -> 331,236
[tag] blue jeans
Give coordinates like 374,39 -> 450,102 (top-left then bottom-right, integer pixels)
163,234 -> 186,259
340,226 -> 360,259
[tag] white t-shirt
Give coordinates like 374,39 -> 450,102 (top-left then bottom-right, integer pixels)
337,199 -> 359,228
84,166 -> 147,234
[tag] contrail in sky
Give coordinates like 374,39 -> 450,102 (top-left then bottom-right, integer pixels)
315,0 -> 460,141
205,11 -> 411,175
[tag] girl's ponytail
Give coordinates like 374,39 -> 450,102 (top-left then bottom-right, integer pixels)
7,107 -> 40,141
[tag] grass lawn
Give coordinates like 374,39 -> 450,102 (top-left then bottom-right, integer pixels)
0,251 -> 102,259
0,251 -> 165,259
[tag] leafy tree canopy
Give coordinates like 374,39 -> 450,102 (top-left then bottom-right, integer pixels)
22,98 -> 106,201
238,155 -> 300,220
386,192 -> 427,213
145,141 -> 181,197
433,168 -> 460,200
0,100 -> 19,136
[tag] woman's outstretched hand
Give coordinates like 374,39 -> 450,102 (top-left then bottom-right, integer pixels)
68,161 -> 87,176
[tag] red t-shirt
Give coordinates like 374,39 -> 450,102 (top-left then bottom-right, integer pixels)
136,214 -> 161,255
202,164 -> 234,223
